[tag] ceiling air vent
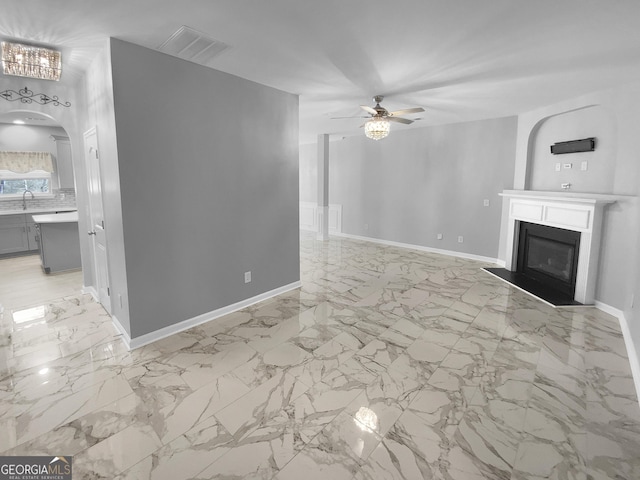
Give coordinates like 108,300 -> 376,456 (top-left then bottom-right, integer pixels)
158,26 -> 230,67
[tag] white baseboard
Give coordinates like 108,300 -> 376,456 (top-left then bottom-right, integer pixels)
593,301 -> 623,319
594,301 -> 640,407
111,314 -> 132,347
82,285 -> 99,302
126,281 -> 302,350
619,315 -> 640,407
333,232 -> 500,265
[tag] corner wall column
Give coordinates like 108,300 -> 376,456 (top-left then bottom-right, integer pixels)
317,134 -> 329,241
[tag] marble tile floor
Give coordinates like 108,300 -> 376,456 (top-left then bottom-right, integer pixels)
1,231 -> 639,479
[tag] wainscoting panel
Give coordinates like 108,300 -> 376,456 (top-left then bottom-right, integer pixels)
300,203 -> 316,231
328,205 -> 342,233
299,202 -> 342,234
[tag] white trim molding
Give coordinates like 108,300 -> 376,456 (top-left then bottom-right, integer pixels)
123,281 -> 302,350
328,204 -> 342,234
111,314 -> 132,347
333,232 -> 500,265
300,202 -> 342,234
300,202 -> 316,231
317,205 -> 329,241
594,302 -> 640,408
81,285 -> 99,302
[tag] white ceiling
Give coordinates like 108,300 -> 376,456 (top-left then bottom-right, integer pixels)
2,0 -> 640,143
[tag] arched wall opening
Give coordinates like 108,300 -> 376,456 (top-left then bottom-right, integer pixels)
0,77 -> 95,293
0,99 -> 93,289
0,109 -> 75,194
524,105 -> 616,193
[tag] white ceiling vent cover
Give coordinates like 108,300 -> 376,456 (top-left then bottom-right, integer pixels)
158,26 -> 230,66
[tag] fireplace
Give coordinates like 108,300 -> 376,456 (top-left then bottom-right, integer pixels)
516,222 -> 580,298
486,190 -> 617,306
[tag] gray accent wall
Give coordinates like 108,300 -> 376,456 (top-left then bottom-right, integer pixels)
109,39 -> 299,339
316,117 -> 517,258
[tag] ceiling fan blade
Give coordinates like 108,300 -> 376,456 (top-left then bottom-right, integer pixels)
360,105 -> 377,115
387,116 -> 413,125
331,116 -> 370,119
389,107 -> 425,116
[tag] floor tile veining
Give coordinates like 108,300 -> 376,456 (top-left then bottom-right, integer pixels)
1,232 -> 639,479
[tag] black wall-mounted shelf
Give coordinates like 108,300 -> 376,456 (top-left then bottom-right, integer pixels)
550,137 -> 595,154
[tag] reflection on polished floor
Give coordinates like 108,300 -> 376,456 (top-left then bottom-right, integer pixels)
1,232 -> 639,479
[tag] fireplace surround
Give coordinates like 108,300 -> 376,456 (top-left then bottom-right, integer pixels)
496,190 -> 618,305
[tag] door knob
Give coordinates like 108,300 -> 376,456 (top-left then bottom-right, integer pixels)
88,231 -> 96,236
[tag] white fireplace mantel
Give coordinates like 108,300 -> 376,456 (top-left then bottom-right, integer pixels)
500,190 -> 618,305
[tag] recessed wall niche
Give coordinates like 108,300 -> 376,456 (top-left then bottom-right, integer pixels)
527,105 -> 615,194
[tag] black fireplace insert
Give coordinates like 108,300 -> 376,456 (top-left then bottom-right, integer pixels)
516,221 -> 581,298
483,221 -> 583,306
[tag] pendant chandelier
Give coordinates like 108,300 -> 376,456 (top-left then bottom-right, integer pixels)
364,117 -> 390,140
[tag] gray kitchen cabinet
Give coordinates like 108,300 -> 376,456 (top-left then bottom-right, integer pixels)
0,214 -> 29,255
26,221 -> 40,251
0,211 -> 71,256
32,212 -> 81,273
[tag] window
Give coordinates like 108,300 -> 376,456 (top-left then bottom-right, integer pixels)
0,151 -> 54,199
0,170 -> 51,197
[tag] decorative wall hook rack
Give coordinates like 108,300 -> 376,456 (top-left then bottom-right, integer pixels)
0,86 -> 71,107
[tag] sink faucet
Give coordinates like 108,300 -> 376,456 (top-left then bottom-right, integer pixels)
22,189 -> 34,210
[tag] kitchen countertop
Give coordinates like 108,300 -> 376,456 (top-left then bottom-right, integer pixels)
0,207 -> 77,216
31,211 -> 79,224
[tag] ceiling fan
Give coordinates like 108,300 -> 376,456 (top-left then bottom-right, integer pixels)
333,95 -> 425,140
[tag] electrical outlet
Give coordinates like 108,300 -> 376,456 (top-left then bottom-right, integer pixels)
364,223 -> 369,230
581,161 -> 588,171
483,199 -> 490,207
457,236 -> 464,243
563,163 -> 572,169
244,271 -> 251,283
555,163 -> 561,172
437,233 -> 443,240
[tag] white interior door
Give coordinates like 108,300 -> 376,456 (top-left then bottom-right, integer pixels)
84,127 -> 111,314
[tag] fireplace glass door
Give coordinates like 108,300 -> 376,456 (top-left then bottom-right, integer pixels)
517,222 -> 581,298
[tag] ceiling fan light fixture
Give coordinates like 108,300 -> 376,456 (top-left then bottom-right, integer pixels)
1,41 -> 61,81
364,117 -> 390,140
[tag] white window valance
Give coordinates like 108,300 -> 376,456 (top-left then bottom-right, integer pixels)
0,151 -> 54,173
